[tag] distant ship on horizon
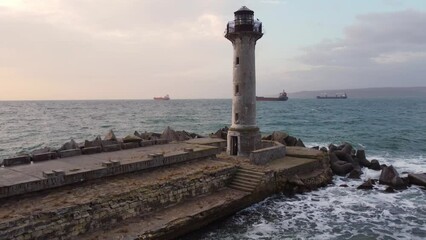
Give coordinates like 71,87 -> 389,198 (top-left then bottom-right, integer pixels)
317,92 -> 348,99
153,94 -> 170,100
256,90 -> 288,101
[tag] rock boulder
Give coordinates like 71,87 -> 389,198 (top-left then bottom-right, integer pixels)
357,179 -> 374,190
104,130 -> 117,141
379,165 -> 407,189
59,139 -> 79,151
369,159 -> 381,170
407,173 -> 426,187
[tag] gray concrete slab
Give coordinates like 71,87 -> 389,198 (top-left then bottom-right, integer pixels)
0,142 -> 217,192
266,156 -> 318,172
0,167 -> 41,186
186,138 -> 226,145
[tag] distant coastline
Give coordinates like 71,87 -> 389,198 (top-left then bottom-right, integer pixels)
289,87 -> 426,99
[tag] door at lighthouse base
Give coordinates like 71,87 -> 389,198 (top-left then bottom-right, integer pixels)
231,136 -> 238,155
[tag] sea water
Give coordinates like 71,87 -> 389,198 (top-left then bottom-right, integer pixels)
1,98 -> 425,239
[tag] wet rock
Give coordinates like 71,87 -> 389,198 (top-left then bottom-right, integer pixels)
123,134 -> 142,143
261,134 -> 272,140
385,186 -> 395,193
357,179 -> 374,190
84,136 -> 102,148
380,164 -> 387,169
139,131 -> 161,140
320,147 -> 328,153
31,147 -> 53,155
331,159 -> 354,176
161,126 -> 180,142
339,184 -> 349,187
59,139 -> 80,151
340,143 -> 353,155
270,131 -> 288,144
134,131 -> 142,138
359,158 -> 371,168
348,169 -> 363,179
311,146 -> 319,150
328,144 -> 337,153
379,165 -> 407,189
334,151 -> 354,164
295,139 -> 306,147
175,130 -> 192,141
285,136 -> 298,146
210,126 -> 228,140
356,149 -> 371,168
369,159 -> 381,170
104,129 -> 117,141
407,173 -> 426,187
356,149 -> 366,160
329,152 -> 340,163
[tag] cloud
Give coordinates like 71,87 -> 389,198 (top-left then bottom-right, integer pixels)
271,10 -> 426,92
0,0 -> 234,100
260,0 -> 286,4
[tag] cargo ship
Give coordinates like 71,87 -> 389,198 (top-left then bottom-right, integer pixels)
153,94 -> 170,100
316,93 -> 347,99
256,90 -> 288,101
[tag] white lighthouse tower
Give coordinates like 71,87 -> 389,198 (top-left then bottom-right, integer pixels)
225,6 -> 263,156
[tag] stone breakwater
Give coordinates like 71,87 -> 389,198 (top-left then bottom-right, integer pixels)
261,131 -> 426,191
1,126 -> 202,167
0,128 -> 334,240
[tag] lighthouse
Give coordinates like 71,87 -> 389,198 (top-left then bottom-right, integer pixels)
225,6 -> 263,156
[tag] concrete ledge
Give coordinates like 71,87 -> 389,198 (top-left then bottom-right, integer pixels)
140,140 -> 155,147
155,139 -> 169,145
82,146 -> 102,155
32,152 -> 58,162
59,149 -> 82,158
102,160 -> 121,168
121,142 -> 140,150
102,144 -> 121,152
3,155 -> 31,167
286,146 -> 324,160
250,143 -> 286,165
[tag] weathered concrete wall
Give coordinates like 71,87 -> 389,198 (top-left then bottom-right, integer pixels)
249,143 -> 286,165
0,166 -> 236,240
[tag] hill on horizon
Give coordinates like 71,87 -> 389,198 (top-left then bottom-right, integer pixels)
289,87 -> 426,99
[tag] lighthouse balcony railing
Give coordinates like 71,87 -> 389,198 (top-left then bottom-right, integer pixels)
224,21 -> 263,36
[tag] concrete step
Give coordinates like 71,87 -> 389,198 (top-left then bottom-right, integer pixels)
228,183 -> 254,192
238,168 -> 264,177
233,175 -> 262,184
232,177 -> 260,186
229,181 -> 255,190
235,172 -> 263,180
230,179 -> 255,188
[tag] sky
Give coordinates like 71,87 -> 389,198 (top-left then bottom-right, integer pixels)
0,0 -> 425,100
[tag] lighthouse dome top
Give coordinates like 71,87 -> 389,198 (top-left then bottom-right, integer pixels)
234,6 -> 254,14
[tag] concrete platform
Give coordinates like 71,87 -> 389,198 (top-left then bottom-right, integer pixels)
186,137 -> 226,150
0,142 -> 219,199
267,156 -> 318,172
286,146 -> 324,160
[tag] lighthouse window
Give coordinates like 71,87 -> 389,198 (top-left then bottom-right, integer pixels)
235,113 -> 239,122
236,57 -> 239,65
235,84 -> 239,94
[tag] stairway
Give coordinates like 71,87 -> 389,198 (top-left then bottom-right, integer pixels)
228,167 -> 264,192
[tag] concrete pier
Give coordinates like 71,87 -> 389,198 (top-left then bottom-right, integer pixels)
0,139 -> 332,240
